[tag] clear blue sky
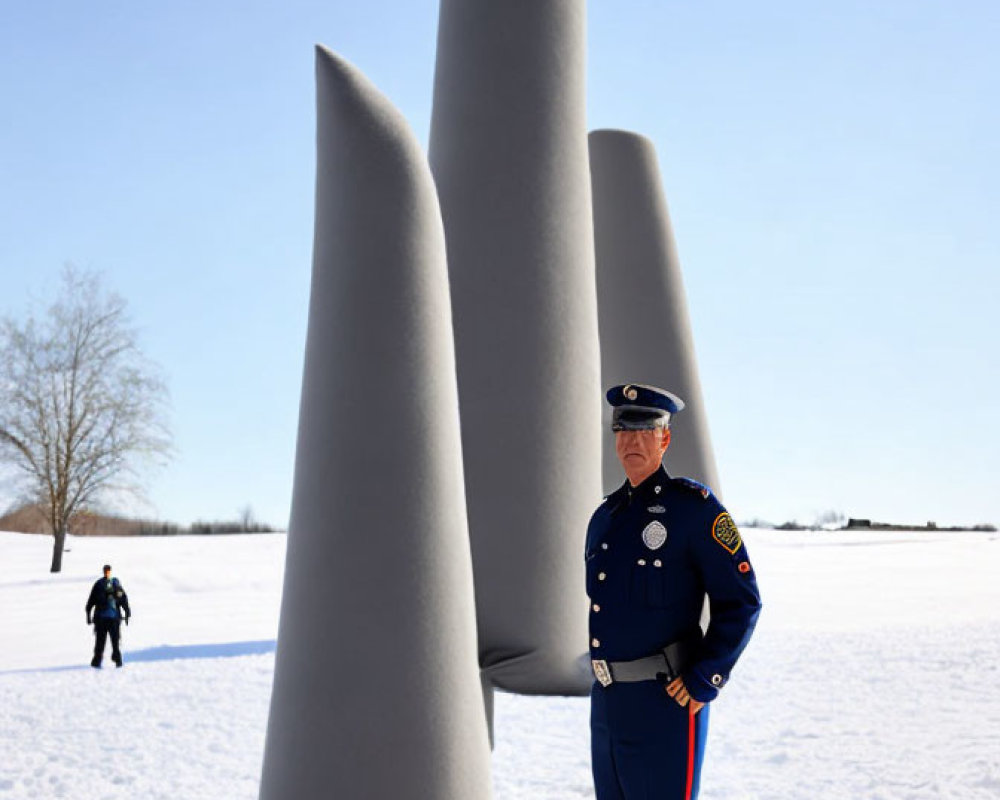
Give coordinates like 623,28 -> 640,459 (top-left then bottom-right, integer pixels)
1,0 -> 997,528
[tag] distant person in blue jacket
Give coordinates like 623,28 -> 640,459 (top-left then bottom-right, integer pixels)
85,564 -> 131,668
587,384 -> 762,800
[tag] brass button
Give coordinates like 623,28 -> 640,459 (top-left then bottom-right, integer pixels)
637,559 -> 646,566
654,559 -> 662,568
598,572 -> 606,581
601,543 -> 608,550
592,603 -> 600,613
592,638 -> 601,648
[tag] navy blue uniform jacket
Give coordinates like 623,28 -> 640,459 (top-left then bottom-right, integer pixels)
86,577 -> 131,621
585,466 -> 761,702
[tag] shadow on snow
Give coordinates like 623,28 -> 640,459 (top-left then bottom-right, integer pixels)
0,639 -> 276,675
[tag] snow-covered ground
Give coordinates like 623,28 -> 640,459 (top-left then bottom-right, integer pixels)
1,527 -> 998,799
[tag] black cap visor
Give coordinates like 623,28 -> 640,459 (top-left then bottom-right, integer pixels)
611,406 -> 670,432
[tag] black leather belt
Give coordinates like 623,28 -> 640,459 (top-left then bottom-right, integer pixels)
592,637 -> 698,688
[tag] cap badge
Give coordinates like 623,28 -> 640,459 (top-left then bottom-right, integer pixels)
623,384 -> 638,401
641,521 -> 668,550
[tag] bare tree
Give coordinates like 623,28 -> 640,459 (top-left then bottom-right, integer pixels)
239,504 -> 255,532
0,267 -> 172,572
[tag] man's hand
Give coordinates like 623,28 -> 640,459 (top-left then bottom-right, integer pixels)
665,676 -> 705,715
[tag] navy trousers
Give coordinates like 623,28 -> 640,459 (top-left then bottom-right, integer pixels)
92,618 -> 122,666
591,681 -> 710,800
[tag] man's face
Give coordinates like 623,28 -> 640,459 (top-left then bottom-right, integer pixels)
103,568 -> 111,579
615,427 -> 671,477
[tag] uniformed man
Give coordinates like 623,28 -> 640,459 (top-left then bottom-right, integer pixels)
586,384 -> 762,800
85,564 -> 131,668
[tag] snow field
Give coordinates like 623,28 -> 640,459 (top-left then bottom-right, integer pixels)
1,529 -> 998,799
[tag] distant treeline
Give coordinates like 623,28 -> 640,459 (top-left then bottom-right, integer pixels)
0,504 -> 282,536
741,516 -> 996,533
841,518 -> 996,533
138,520 -> 279,536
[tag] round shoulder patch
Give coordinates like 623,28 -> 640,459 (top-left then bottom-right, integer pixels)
711,512 -> 742,554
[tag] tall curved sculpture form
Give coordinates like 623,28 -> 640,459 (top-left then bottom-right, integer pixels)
429,0 -> 599,697
259,48 -> 493,799
589,129 -> 721,495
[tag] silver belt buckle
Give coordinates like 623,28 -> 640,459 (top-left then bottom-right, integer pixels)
592,659 -> 613,687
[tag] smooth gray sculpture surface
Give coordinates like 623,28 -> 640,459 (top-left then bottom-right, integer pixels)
429,0 -> 600,697
590,129 -> 721,496
258,47 -> 493,800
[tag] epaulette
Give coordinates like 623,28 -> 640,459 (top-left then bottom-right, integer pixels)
673,476 -> 713,500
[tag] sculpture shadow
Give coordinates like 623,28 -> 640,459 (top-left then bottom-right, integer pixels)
127,639 -> 276,663
0,639 -> 276,675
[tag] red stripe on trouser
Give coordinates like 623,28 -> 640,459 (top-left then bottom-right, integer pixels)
684,708 -> 696,800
